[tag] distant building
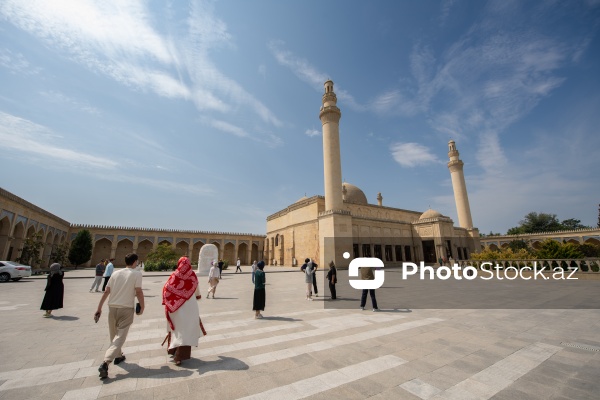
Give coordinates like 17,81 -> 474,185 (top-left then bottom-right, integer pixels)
265,80 -> 481,268
0,187 -> 265,268
480,230 -> 600,250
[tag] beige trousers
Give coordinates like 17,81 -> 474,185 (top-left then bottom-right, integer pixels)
104,307 -> 134,362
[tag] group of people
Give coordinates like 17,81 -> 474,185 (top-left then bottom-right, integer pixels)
300,258 -> 338,301
89,254 -> 268,379
40,254 -> 379,380
300,257 -> 378,311
89,258 -> 114,292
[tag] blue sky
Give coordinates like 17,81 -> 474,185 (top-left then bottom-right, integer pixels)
1,0 -> 599,235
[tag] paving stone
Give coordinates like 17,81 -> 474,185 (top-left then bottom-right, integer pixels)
0,270 -> 598,400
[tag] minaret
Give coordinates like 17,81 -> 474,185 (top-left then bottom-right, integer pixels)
320,80 -> 343,211
377,192 -> 383,206
447,140 -> 473,229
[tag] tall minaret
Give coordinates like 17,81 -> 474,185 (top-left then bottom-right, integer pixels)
320,80 -> 343,211
447,140 -> 473,229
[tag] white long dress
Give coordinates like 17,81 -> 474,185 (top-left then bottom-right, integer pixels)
167,285 -> 204,349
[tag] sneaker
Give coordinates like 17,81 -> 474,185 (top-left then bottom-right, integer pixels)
373,308 -> 379,312
114,355 -> 126,365
257,313 -> 263,319
308,298 -> 313,301
360,307 -> 365,311
98,362 -> 108,379
89,289 -> 93,292
315,294 -> 318,297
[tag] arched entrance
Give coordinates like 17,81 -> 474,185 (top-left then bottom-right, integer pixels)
0,216 -> 11,260
115,239 -> 134,267
224,242 -> 235,264
137,240 -> 154,264
92,238 -> 112,266
10,222 -> 25,261
237,242 -> 248,265
176,240 -> 189,258
251,243 -> 259,263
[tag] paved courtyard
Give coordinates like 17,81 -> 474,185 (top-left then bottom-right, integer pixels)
0,266 -> 599,400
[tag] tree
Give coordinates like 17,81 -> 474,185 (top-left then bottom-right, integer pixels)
560,218 -> 588,230
49,242 -> 70,267
16,232 -> 45,268
507,212 -> 563,234
507,239 -> 531,252
145,243 -> 178,271
68,229 -> 93,267
577,243 -> 600,257
535,239 -> 584,259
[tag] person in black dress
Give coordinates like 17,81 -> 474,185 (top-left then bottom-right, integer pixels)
41,263 -> 64,317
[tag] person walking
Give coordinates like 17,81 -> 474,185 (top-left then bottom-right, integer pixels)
301,258 -> 315,301
253,261 -> 266,319
311,259 -> 319,297
251,260 -> 257,284
41,263 -> 64,317
327,261 -> 337,300
95,253 -> 144,379
359,266 -> 379,311
235,258 -> 242,273
207,261 -> 220,299
162,257 -> 204,366
90,259 -> 105,292
102,258 -> 115,292
217,259 -> 224,278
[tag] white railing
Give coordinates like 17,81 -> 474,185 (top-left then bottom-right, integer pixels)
455,259 -> 600,273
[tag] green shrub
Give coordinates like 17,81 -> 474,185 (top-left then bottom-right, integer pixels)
144,260 -> 177,271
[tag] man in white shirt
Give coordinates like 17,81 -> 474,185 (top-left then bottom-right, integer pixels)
95,253 -> 144,379
236,258 -> 242,273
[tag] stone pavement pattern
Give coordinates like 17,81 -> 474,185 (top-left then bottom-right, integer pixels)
0,267 -> 598,399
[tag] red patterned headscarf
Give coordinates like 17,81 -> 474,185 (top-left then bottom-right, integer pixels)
162,257 -> 198,330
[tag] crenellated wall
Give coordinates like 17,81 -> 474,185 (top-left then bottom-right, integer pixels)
1,187 -> 265,268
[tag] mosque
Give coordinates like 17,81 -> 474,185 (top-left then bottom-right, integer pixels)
265,80 -> 481,268
0,80 -> 481,270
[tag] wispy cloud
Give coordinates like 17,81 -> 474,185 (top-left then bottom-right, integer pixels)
0,48 -> 41,75
0,0 -> 281,130
372,5 -> 589,177
305,128 -> 320,137
268,40 -> 366,112
0,111 -> 117,169
205,118 -> 249,138
40,90 -> 101,115
390,142 -> 440,167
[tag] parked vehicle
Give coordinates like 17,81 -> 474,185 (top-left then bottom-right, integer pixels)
0,261 -> 32,282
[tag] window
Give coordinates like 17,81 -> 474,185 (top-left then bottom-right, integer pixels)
362,244 -> 371,257
404,246 -> 411,262
374,245 -> 382,260
353,244 -> 359,259
395,245 -> 403,262
385,245 -> 393,261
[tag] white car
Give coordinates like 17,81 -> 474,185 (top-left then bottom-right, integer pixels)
0,261 -> 32,282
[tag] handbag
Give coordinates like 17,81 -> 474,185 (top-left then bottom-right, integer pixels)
199,317 -> 207,336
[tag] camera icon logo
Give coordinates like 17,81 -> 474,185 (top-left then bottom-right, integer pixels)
348,257 -> 385,290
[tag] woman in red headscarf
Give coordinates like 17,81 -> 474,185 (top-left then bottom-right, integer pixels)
162,257 -> 204,365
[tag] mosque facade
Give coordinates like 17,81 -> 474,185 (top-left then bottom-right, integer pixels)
265,80 -> 481,268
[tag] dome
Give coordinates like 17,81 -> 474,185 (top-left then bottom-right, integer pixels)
420,209 -> 443,219
342,182 -> 368,205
